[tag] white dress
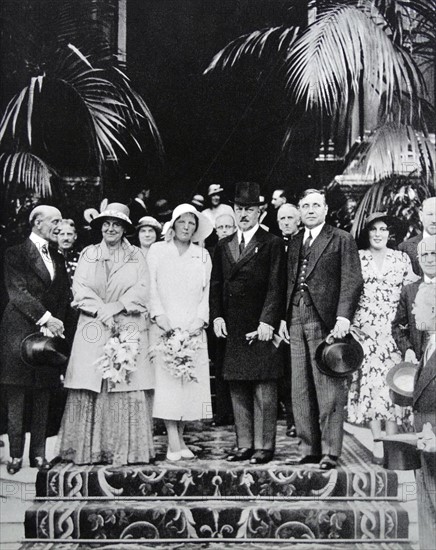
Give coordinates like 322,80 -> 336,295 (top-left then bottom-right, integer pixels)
147,240 -> 213,420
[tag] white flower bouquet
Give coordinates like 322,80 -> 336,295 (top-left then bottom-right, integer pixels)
150,328 -> 200,383
94,323 -> 139,388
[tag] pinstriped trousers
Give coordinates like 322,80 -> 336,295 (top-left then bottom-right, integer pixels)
289,300 -> 348,457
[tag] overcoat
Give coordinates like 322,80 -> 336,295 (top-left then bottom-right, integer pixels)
210,227 -> 286,380
413,349 -> 436,550
285,224 -> 363,330
398,233 -> 422,275
392,279 -> 426,361
0,238 -> 72,388
63,239 -> 152,393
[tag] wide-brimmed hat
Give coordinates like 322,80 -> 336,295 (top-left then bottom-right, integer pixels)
386,362 -> 417,407
21,333 -> 70,368
90,203 -> 134,232
315,334 -> 364,378
169,203 -> 213,242
191,194 -> 205,209
136,216 -> 162,236
233,182 -> 263,206
208,184 -> 224,196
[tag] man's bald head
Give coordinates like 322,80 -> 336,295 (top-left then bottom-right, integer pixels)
29,205 -> 62,244
420,197 -> 436,236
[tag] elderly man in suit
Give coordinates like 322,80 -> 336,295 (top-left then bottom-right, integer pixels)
399,197 -> 436,275
210,181 -> 286,464
279,189 -> 363,469
411,237 -> 436,549
391,236 -> 436,363
0,205 -> 71,474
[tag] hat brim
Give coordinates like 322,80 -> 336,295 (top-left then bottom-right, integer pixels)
90,214 -> 134,233
231,200 -> 264,207
170,207 -> 213,242
21,333 -> 70,367
315,334 -> 364,378
386,362 -> 417,406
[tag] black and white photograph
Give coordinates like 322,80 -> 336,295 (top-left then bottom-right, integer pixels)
0,1 -> 435,549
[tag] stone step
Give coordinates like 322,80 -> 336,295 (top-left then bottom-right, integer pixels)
36,463 -> 398,499
25,498 -> 409,541
17,543 -> 417,550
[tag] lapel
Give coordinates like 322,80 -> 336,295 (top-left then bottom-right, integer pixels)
413,350 -> 436,406
305,224 -> 334,279
224,232 -> 239,265
290,231 -> 304,278
230,227 -> 266,276
27,239 -> 52,286
102,239 -> 135,279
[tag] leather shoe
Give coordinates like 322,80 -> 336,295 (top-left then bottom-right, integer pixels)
7,458 -> 22,475
226,448 -> 254,462
30,457 -> 51,471
249,449 -> 274,464
285,455 -> 321,465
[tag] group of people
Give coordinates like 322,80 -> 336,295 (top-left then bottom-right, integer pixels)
1,185 -> 435,483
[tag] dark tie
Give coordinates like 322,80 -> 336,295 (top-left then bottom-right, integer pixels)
239,233 -> 245,257
303,230 -> 312,256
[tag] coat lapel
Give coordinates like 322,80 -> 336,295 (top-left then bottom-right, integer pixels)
413,350 -> 436,406
224,232 -> 239,265
230,228 -> 266,276
27,239 -> 52,286
305,224 -> 334,279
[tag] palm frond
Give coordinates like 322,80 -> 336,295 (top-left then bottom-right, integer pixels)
345,122 -> 435,183
287,3 -> 424,117
204,27 -> 300,73
0,152 -> 54,198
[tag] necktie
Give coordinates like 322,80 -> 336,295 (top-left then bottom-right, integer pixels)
239,233 -> 245,256
303,230 -> 312,256
41,243 -> 50,260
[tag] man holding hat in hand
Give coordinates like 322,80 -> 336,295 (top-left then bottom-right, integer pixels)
0,205 -> 72,474
210,182 -> 286,464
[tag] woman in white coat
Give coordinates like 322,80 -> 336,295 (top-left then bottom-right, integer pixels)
56,203 -> 154,466
148,204 -> 213,461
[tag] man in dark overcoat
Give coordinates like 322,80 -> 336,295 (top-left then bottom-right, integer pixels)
279,189 -> 363,469
210,182 -> 286,464
411,237 -> 436,549
0,205 -> 71,473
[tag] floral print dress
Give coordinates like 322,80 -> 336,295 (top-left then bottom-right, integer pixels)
347,249 -> 418,426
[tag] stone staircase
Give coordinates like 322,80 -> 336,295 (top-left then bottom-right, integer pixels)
16,423 -> 415,549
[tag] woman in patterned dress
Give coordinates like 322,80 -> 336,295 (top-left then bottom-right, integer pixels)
347,212 -> 419,462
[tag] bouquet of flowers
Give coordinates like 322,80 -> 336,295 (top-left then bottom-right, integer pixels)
150,328 -> 200,383
94,323 -> 139,388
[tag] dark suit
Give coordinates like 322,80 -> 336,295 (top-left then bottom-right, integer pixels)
128,198 -> 147,226
0,238 -> 71,459
210,227 -> 286,450
392,279 -> 426,361
413,349 -> 436,550
285,224 -> 363,457
398,233 -> 422,276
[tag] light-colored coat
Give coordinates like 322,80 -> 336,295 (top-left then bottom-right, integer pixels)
64,239 -> 153,393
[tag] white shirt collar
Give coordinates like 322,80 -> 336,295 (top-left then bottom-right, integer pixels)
424,274 -> 436,284
30,232 -> 49,251
134,197 -> 146,209
238,224 -> 259,246
304,222 -> 325,242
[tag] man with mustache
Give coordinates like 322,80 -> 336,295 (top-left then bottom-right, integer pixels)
210,182 -> 286,464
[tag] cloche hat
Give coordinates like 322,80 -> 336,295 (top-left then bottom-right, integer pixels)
208,184 -> 224,196
136,216 -> 162,236
90,202 -> 134,232
169,203 -> 213,242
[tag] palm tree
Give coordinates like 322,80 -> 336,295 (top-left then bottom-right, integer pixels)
0,0 -> 162,202
205,0 -> 435,200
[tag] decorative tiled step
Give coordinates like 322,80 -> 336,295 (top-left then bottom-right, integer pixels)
36,463 -> 398,499
18,543 -> 416,550
25,499 -> 409,541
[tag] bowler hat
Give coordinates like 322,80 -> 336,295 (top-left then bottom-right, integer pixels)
315,334 -> 364,378
233,182 -> 263,206
21,333 -> 70,367
386,362 -> 417,407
